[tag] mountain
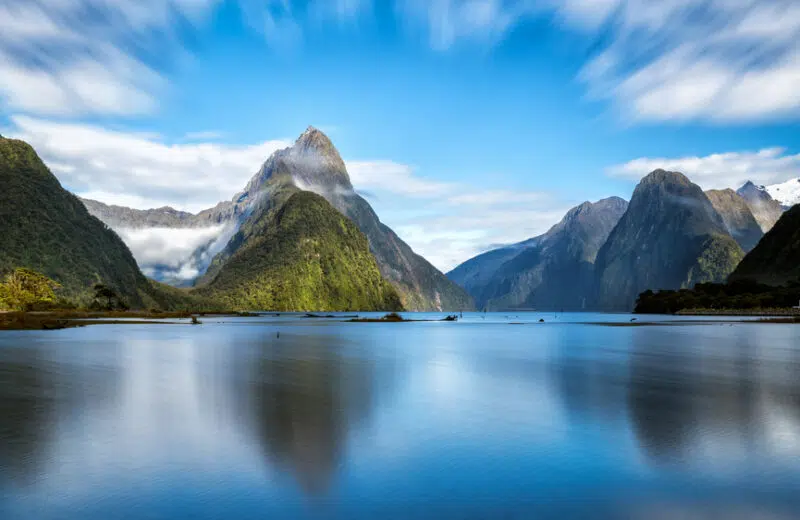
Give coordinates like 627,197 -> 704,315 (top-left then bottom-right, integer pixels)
704,189 -> 763,252
446,237 -> 540,305
729,204 -> 800,287
594,170 -> 744,311
448,197 -> 628,311
763,178 -> 800,208
195,190 -> 402,312
81,198 -> 243,229
736,181 -> 785,232
199,127 -> 473,311
0,136 -> 158,307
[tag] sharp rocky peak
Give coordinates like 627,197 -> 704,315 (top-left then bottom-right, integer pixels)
238,126 -> 353,201
294,126 -> 337,156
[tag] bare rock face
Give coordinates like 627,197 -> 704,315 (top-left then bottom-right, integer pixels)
736,181 -> 785,233
594,170 -> 743,311
705,189 -> 764,252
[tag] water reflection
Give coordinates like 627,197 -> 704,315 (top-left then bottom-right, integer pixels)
0,320 -> 799,519
627,328 -> 800,468
234,333 -> 381,496
0,348 -> 56,486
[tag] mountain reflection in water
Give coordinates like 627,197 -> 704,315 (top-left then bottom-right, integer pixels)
0,315 -> 799,519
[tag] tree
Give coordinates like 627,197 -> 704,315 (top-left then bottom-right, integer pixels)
0,268 -> 61,311
92,283 -> 128,311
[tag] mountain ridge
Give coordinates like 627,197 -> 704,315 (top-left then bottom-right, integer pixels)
593,170 -> 744,310
448,196 -> 628,311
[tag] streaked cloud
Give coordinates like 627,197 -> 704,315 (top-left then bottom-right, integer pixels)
609,147 -> 800,190
563,0 -> 800,123
397,0 -> 800,123
396,0 -> 537,50
0,0 -> 220,116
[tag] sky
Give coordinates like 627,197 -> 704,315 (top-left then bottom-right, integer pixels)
2,0 -> 800,271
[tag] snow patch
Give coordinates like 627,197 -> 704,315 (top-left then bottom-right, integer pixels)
764,178 -> 800,207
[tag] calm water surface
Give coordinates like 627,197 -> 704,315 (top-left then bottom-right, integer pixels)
1,313 -> 800,519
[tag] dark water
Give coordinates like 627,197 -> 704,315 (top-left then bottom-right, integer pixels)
1,313 -> 800,519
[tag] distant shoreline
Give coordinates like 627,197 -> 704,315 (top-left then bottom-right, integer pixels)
675,308 -> 800,317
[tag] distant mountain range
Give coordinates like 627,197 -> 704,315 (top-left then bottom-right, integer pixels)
448,197 -> 628,311
450,171 -> 795,311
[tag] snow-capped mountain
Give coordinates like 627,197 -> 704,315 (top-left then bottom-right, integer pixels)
763,178 -> 800,208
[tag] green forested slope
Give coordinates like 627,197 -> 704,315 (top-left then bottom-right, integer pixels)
0,137 -> 153,307
197,190 -> 403,311
729,204 -> 800,286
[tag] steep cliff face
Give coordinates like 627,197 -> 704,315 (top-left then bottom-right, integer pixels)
449,197 -> 628,311
736,181 -> 785,233
594,170 -> 744,311
705,189 -> 764,252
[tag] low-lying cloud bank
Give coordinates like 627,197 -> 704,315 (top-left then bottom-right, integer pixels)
116,224 -> 233,283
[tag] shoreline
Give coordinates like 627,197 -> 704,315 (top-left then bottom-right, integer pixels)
0,310 -> 255,331
674,308 -> 800,317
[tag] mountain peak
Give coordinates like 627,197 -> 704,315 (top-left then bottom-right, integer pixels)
295,126 -> 336,155
640,169 -> 692,187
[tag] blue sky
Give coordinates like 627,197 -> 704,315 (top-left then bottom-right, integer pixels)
2,0 -> 800,270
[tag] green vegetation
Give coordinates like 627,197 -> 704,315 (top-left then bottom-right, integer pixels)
0,136 -> 152,307
686,235 -> 745,287
729,204 -> 800,286
196,191 -> 403,312
635,279 -> 800,314
0,268 -> 62,311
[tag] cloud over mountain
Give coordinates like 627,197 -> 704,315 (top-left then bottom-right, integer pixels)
609,148 -> 800,190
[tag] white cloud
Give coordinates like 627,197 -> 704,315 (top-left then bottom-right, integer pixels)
396,0 -> 800,122
395,205 -> 571,272
346,160 -> 452,197
8,115 -> 291,212
560,0 -> 800,123
118,225 -> 226,278
0,0 -> 219,116
608,147 -> 800,190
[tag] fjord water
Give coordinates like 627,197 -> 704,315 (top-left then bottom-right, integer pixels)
1,314 -> 800,519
